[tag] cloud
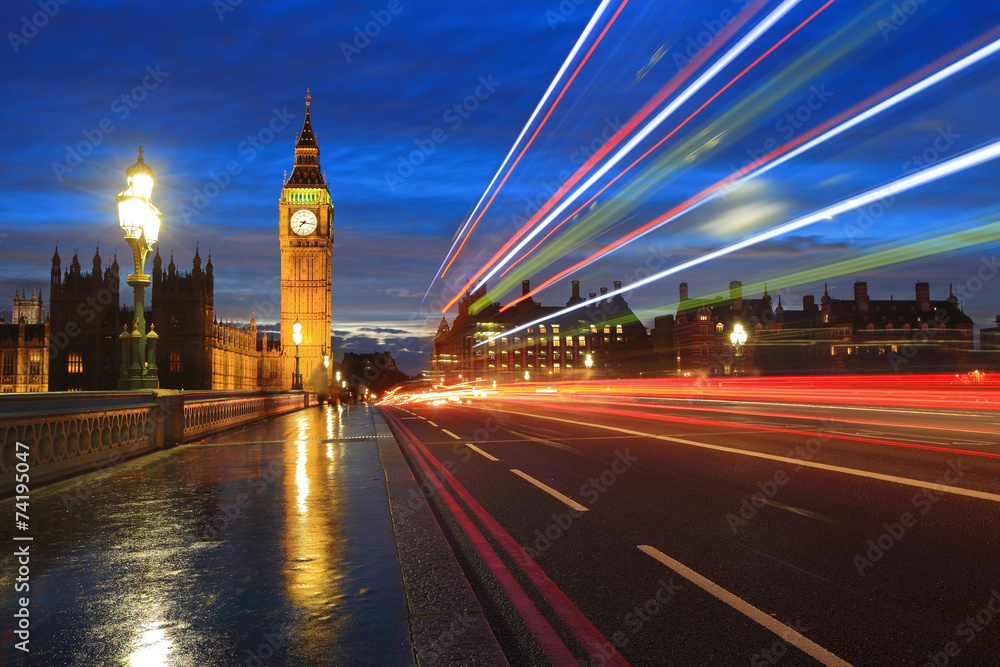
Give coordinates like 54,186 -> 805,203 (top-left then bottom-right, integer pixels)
358,326 -> 410,334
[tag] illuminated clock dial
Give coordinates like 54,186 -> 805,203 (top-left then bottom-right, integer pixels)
290,209 -> 318,236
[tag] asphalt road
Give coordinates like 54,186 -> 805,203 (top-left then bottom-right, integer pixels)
382,395 -> 1000,666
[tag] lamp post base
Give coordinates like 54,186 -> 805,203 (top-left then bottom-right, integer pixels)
118,261 -> 159,390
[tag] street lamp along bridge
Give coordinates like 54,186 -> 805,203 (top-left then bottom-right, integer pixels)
116,147 -> 162,390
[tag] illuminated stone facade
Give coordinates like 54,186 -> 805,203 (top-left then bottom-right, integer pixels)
0,294 -> 48,393
432,279 -> 652,382
279,91 -> 334,391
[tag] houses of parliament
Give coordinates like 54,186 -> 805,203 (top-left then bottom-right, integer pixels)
0,93 -> 334,393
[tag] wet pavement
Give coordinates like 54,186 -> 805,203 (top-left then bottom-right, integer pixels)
0,403 -> 412,666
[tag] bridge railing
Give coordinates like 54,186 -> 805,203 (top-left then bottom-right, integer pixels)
0,389 -> 317,495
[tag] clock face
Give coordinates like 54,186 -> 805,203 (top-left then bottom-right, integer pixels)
290,209 -> 318,236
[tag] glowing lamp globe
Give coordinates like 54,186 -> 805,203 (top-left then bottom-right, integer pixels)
292,320 -> 303,346
730,324 -> 747,347
117,148 -> 160,241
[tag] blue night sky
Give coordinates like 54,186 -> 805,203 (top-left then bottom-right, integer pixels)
1,0 -> 998,374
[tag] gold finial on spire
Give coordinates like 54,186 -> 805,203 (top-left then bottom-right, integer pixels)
137,146 -> 144,160
305,88 -> 311,108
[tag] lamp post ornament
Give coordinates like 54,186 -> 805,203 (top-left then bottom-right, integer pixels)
117,147 -> 161,390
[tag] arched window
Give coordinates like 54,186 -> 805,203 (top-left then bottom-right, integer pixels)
67,352 -> 83,374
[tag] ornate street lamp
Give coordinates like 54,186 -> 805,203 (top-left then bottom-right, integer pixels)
117,147 -> 161,390
584,353 -> 594,369
524,370 -> 530,381
730,323 -> 748,377
292,318 -> 303,390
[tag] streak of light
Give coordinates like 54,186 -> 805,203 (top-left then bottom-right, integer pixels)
597,399 -> 1000,436
470,0 -> 773,290
441,0 -> 786,311
464,0 -> 795,299
475,137 -> 1000,346
502,28 -> 1000,310
646,219 -> 1000,318
466,0 -> 806,294
426,0 -> 619,297
557,402 -> 1000,460
379,374 -> 999,414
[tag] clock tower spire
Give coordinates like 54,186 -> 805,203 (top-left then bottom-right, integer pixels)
279,89 -> 334,391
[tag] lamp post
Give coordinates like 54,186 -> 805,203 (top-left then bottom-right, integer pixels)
116,147 -> 161,390
730,323 -> 748,377
292,318 -> 303,390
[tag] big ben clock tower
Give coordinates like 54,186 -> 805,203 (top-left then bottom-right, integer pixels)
280,90 -> 333,390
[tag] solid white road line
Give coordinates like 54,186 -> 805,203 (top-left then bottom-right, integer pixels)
441,429 -> 461,440
486,408 -> 1000,505
510,469 -> 588,512
638,545 -> 853,667
465,443 -> 499,462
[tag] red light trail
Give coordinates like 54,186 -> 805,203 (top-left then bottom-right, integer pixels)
439,0 -> 774,312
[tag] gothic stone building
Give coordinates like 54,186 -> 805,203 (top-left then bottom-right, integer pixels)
0,291 -> 49,393
48,245 -> 282,391
48,246 -> 125,391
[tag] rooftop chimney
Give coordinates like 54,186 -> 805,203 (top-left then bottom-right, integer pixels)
679,282 -> 689,302
589,292 -> 597,300
600,287 -> 608,295
916,281 -> 930,311
803,294 -> 817,314
854,281 -> 868,311
522,280 -> 530,297
567,279 -> 583,306
613,280 -> 622,291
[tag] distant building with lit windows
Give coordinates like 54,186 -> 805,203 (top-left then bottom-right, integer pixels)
431,279 -> 651,382
655,280 -> 975,376
0,291 -> 49,393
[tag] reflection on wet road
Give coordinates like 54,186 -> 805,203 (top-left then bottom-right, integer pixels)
0,404 -> 411,666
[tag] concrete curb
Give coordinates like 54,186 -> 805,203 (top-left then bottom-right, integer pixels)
372,407 -> 509,666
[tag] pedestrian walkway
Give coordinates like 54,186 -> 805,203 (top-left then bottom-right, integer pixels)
0,403 -> 412,666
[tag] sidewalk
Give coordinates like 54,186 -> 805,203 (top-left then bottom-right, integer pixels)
372,406 -> 507,665
0,402 -> 502,665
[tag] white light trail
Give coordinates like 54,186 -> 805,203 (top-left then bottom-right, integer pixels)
423,0 -> 615,301
475,138 -> 1000,347
471,0 -> 804,292
539,34 -> 1000,280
